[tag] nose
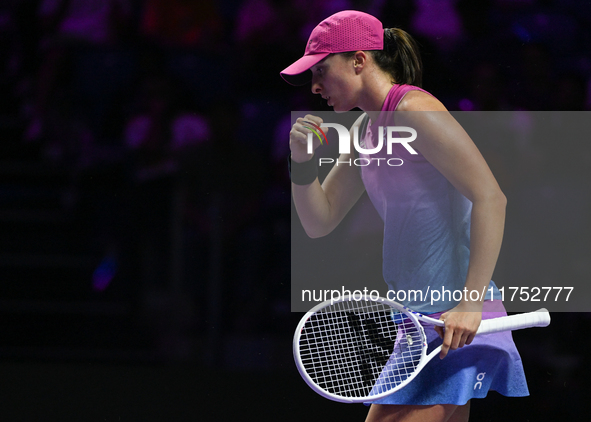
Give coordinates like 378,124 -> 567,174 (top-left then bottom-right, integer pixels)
311,76 -> 322,95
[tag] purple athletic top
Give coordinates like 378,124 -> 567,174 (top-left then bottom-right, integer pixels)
358,84 -> 498,313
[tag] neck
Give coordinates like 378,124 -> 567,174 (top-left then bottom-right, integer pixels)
357,73 -> 396,123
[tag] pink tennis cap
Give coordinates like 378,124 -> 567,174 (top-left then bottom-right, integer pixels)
280,10 -> 384,85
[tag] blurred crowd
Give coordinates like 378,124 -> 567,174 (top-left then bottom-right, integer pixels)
0,0 -> 590,346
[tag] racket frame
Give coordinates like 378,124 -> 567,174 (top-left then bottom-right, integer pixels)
293,295 -> 430,403
293,295 -> 550,403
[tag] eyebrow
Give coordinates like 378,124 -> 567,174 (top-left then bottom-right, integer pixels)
317,56 -> 330,66
312,57 -> 329,71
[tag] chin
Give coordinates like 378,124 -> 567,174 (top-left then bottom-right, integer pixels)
332,104 -> 354,113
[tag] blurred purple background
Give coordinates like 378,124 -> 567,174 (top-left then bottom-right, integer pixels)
0,0 -> 590,420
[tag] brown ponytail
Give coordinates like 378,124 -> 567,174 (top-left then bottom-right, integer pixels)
372,28 -> 423,87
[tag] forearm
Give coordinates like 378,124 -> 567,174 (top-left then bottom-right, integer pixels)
289,115 -> 368,238
293,170 -> 366,237
463,190 -> 507,307
291,156 -> 365,238
436,191 -> 506,356
292,180 -> 336,238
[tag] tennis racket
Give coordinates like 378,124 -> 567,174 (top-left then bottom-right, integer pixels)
293,295 -> 550,403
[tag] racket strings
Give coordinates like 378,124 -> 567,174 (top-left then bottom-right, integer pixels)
299,300 -> 425,399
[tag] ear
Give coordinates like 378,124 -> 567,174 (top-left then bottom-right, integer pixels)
352,51 -> 368,73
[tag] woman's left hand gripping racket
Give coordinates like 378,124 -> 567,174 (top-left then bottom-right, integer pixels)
293,295 -> 550,403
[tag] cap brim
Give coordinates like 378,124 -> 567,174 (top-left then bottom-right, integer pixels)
280,53 -> 330,86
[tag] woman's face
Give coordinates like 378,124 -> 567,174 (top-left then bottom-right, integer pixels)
310,54 -> 360,112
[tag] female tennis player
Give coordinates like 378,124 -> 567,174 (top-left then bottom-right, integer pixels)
281,10 -> 528,422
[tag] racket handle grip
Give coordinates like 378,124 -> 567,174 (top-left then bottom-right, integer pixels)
477,308 -> 551,335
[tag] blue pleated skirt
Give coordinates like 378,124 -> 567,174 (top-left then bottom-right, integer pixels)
369,300 -> 529,406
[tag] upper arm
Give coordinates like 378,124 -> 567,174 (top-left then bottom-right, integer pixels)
397,92 -> 504,203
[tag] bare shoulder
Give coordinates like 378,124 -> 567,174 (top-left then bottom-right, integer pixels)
397,90 -> 447,112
